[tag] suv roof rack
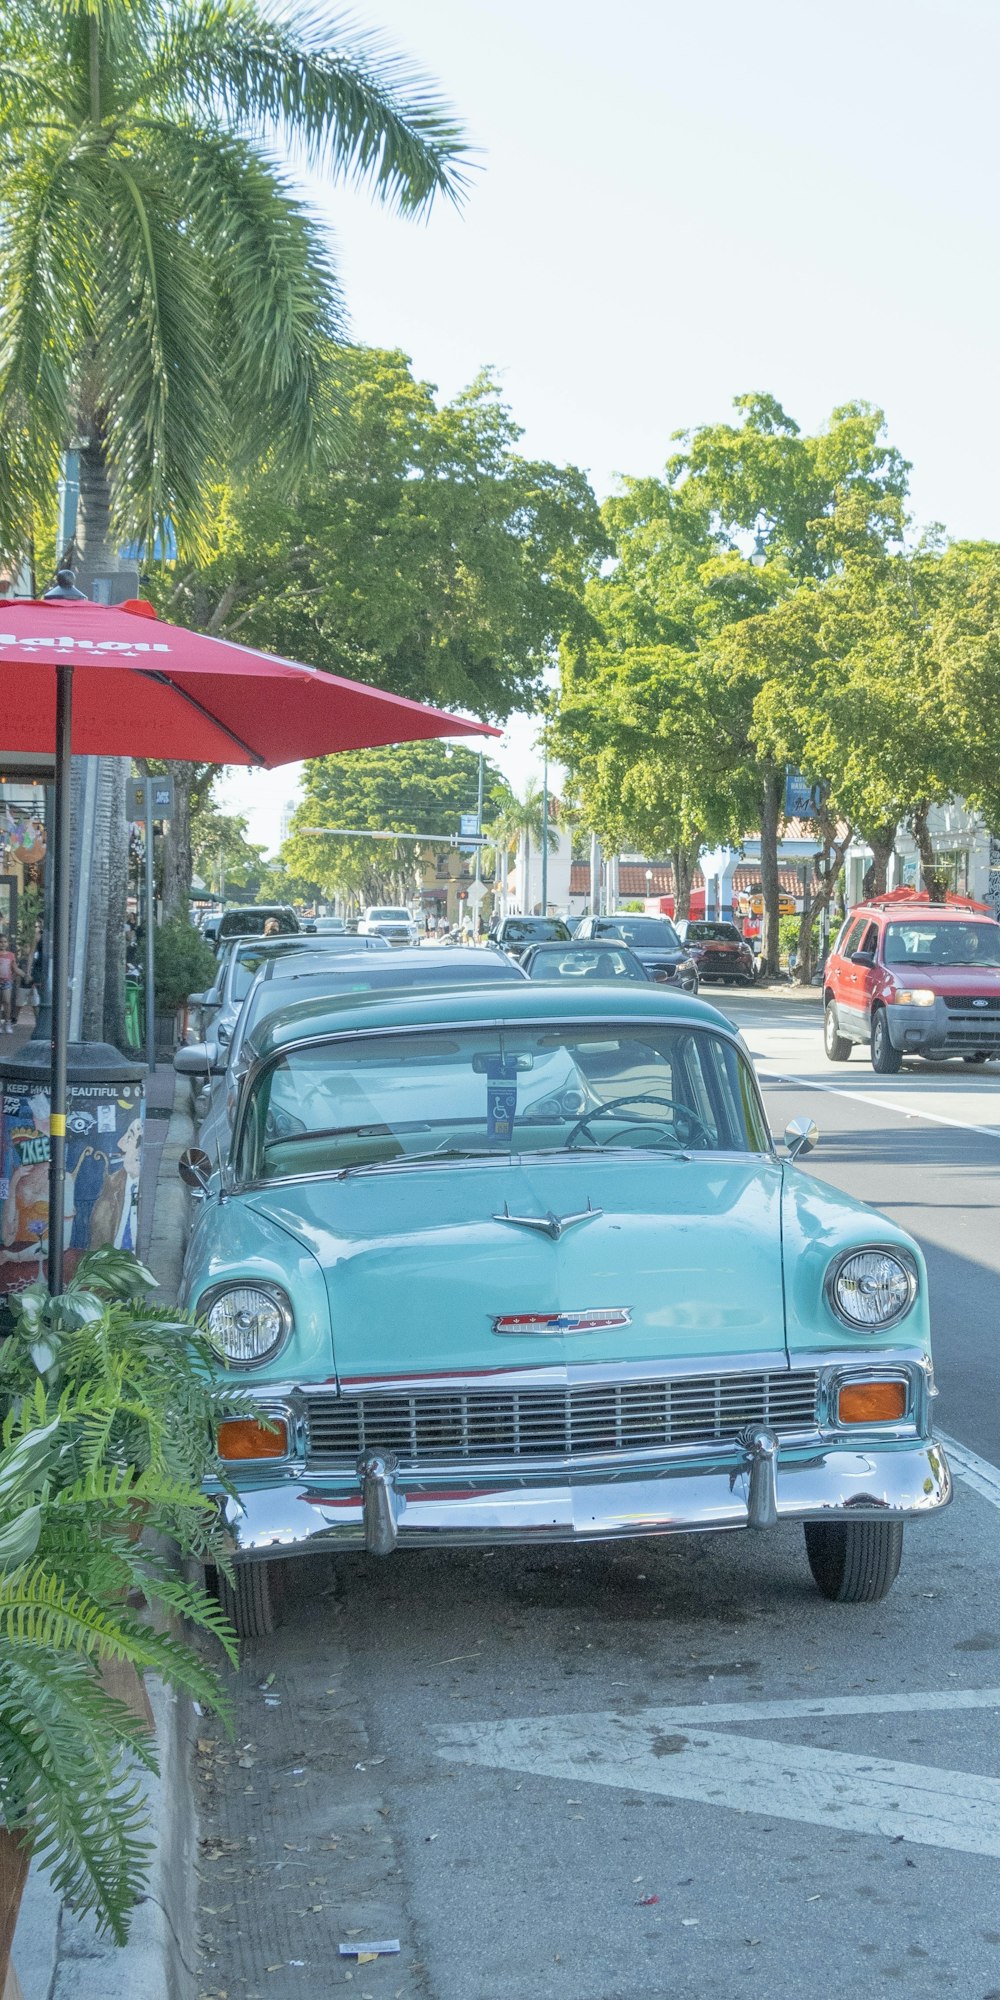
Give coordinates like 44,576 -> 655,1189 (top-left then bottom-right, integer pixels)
860,886 -> 992,914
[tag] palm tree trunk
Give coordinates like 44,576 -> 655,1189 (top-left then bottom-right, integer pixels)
160,761 -> 193,919
74,430 -> 130,1047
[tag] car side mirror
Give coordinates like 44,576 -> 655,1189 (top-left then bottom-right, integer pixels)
174,1040 -> 224,1076
784,1114 -> 819,1161
850,950 -> 876,967
178,1147 -> 213,1192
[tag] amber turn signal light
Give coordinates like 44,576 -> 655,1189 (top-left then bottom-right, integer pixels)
838,1380 -> 907,1425
216,1417 -> 287,1460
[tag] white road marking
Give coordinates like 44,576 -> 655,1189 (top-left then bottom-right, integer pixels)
939,1432 -> 1000,1510
755,1065 -> 1000,1140
434,1688 -> 1000,1859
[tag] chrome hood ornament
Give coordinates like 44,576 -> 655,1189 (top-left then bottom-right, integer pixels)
492,1198 -> 603,1241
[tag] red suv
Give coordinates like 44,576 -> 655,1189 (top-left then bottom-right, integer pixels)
823,890 -> 1000,1072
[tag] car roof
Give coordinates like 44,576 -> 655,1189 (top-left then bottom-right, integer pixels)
250,980 -> 738,1058
523,938 -> 642,955
852,898 -> 998,924
254,946 -> 520,986
229,935 -> 331,963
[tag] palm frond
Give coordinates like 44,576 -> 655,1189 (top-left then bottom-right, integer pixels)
0,140 -> 80,557
145,0 -> 470,212
90,139 -> 222,549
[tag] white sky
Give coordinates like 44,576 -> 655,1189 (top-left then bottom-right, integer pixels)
223,0 -> 1000,853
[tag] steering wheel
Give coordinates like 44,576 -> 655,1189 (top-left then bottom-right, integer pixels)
567,1092 -> 714,1151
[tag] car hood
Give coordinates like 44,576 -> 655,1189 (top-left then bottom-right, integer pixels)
892,965 -> 1000,994
247,1153 -> 788,1380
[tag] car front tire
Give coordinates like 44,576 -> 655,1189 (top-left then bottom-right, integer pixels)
824,999 -> 852,1061
870,1007 -> 902,1073
804,1519 -> 903,1602
214,1561 -> 277,1640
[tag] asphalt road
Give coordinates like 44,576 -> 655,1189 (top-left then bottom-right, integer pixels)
197,989 -> 1000,2000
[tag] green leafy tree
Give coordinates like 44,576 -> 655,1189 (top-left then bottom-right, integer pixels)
283,741 -> 511,907
0,0 -> 468,1039
560,397 -> 912,965
668,395 -> 910,970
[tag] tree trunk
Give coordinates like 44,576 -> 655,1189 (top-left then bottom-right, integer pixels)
793,820 -> 853,983
73,428 -> 134,1048
860,821 -> 898,899
670,841 -> 699,921
160,762 -> 195,919
758,768 -> 782,980
910,802 -> 950,901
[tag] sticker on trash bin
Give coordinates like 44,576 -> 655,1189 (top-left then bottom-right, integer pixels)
486,1056 -> 518,1142
0,1082 -> 145,1296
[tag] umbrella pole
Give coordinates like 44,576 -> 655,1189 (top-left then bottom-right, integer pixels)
46,665 -> 73,1294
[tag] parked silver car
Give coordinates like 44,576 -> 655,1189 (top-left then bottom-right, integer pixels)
179,944 -> 526,1169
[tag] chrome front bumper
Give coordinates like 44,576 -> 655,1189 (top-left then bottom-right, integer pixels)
216,1434 -> 952,1562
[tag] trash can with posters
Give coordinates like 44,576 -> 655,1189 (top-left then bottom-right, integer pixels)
0,1041 -> 146,1302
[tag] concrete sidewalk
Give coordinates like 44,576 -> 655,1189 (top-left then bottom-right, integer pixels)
15,1066 -> 200,2000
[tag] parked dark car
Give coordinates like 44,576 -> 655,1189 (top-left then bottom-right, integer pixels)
204,904 -> 301,952
574,914 -> 698,993
520,941 -> 649,983
490,915 -> 572,961
675,919 -> 756,985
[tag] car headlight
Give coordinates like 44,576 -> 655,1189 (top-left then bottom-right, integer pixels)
678,960 -> 698,983
891,988 -> 935,1007
201,1284 -> 291,1366
826,1248 -> 917,1329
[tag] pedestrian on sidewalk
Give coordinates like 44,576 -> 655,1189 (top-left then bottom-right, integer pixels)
29,918 -> 43,1007
0,934 -> 17,1032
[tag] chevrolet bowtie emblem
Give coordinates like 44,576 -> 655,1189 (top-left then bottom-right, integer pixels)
493,1306 -> 631,1336
491,1199 -> 602,1240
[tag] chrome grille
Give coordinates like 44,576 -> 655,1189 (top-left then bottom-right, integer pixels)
304,1371 -> 820,1467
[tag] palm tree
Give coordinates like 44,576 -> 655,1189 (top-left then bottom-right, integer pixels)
486,784 -> 557,915
0,0 -> 467,1040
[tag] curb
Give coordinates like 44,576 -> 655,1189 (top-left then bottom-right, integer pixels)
146,1076 -> 194,1300
14,1071 -> 200,2000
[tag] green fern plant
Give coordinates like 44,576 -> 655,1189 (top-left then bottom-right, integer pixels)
0,1250 -> 253,1941
0,1399 -> 236,1938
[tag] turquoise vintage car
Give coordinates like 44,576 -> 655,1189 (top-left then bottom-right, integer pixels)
179,984 -> 951,1634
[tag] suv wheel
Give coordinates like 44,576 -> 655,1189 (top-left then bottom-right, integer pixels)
870,1007 -> 902,1074
824,998 -> 851,1062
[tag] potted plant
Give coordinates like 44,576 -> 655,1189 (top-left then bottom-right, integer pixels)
0,1248 -> 249,1981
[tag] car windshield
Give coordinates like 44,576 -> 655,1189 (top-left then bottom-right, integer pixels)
686,923 -> 743,943
883,920 -> 1000,968
596,917 -> 681,949
218,909 -> 297,940
369,909 -> 410,922
237,1023 -> 770,1180
525,947 -> 645,981
503,919 -> 570,942
231,939 -> 319,1002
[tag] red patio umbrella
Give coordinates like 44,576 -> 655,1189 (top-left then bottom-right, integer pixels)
0,592 -> 498,1289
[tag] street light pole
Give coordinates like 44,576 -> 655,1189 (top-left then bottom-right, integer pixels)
540,726 -> 549,916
